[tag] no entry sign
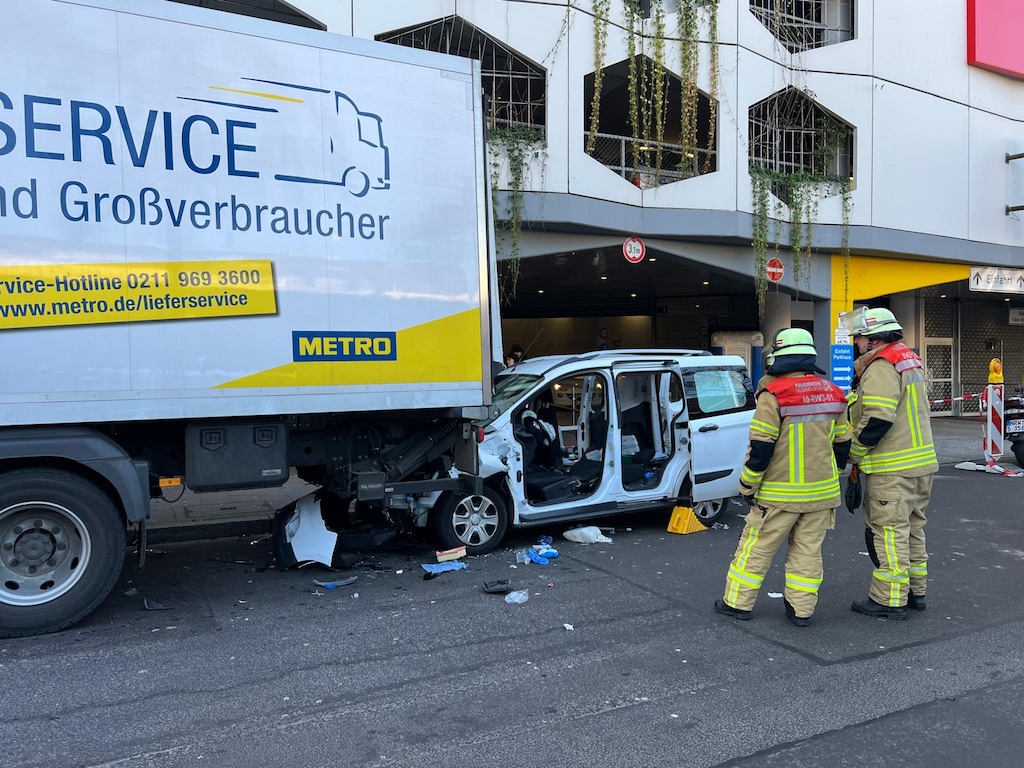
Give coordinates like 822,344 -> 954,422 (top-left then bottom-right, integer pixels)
766,257 -> 784,283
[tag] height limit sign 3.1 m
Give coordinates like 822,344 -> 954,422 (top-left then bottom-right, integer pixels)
623,236 -> 646,264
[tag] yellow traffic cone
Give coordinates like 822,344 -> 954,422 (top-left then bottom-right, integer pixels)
667,506 -> 707,534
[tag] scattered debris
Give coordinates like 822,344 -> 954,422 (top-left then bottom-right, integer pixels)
767,592 -> 783,599
483,579 -> 513,594
208,558 -> 255,566
563,526 -> 613,545
312,576 -> 358,589
124,587 -> 138,597
421,561 -> 468,579
563,623 -> 574,631
435,546 -> 467,562
711,522 -> 730,530
504,589 -> 529,605
143,598 -> 169,611
517,549 -> 551,565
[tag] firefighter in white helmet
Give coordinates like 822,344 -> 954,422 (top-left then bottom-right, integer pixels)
714,328 -> 851,627
845,307 -> 937,619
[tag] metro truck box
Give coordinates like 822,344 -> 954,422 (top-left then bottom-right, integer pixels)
0,0 -> 491,426
0,0 -> 497,638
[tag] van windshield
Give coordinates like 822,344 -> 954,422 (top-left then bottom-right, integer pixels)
479,373 -> 542,426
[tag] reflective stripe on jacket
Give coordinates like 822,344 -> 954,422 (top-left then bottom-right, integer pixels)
850,343 -> 938,476
741,373 -> 851,512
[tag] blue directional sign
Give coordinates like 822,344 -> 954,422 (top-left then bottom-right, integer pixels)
831,344 -> 855,392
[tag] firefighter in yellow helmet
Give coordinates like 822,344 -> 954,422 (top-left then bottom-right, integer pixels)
714,328 -> 851,627
846,307 -> 937,619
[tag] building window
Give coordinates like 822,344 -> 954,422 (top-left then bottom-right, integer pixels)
748,87 -> 853,200
584,56 -> 717,188
750,0 -> 855,53
376,16 -> 546,130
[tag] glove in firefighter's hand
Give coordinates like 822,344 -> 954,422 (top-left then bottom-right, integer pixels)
844,465 -> 863,514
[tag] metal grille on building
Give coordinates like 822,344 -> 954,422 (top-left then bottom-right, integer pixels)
924,297 -> 955,414
960,300 -> 1024,413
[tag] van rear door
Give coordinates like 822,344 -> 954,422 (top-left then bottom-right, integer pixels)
682,364 -> 755,503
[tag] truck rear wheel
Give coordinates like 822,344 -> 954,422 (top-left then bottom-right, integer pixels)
430,486 -> 508,555
0,469 -> 126,638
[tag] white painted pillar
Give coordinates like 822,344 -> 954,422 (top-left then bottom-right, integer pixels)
890,295 -> 918,349
761,291 -> 792,345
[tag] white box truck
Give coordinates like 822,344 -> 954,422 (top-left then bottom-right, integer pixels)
0,0 -> 500,636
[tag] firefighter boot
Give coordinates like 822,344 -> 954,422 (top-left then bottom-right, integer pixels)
851,597 -> 907,620
907,591 -> 926,611
714,599 -> 751,621
784,599 -> 810,627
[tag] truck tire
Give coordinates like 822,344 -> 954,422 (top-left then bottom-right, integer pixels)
430,486 -> 509,556
0,469 -> 126,638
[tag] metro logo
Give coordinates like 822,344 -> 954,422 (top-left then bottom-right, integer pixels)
293,332 -> 397,362
968,0 -> 1024,80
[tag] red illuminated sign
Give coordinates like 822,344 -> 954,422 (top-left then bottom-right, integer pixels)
968,0 -> 1024,80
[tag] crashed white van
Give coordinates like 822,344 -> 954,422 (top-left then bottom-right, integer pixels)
428,349 -> 756,553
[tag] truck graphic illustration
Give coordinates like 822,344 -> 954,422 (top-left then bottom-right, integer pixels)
275,90 -> 391,197
188,77 -> 391,197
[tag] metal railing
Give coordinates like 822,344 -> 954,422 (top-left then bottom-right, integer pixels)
584,132 -> 716,188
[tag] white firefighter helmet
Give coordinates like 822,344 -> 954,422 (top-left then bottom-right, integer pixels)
843,307 -> 903,337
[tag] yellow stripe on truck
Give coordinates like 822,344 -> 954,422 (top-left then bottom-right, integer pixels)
216,307 -> 483,388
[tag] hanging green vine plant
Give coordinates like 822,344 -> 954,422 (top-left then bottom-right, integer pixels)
749,110 -> 854,316
751,166 -> 772,317
650,0 -> 667,177
678,1 -> 699,178
586,0 -> 611,154
624,0 -> 642,178
703,0 -> 719,175
489,126 -> 546,304
841,183 -> 852,308
814,115 -> 856,308
675,1 -> 720,178
621,0 -> 672,185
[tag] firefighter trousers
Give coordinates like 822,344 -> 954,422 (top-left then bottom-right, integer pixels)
862,472 -> 932,606
908,474 -> 933,597
722,505 -> 835,618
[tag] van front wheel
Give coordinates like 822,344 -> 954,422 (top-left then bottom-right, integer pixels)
692,498 -> 725,526
430,487 -> 508,555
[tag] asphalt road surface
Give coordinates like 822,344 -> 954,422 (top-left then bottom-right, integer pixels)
2,464 -> 1023,768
